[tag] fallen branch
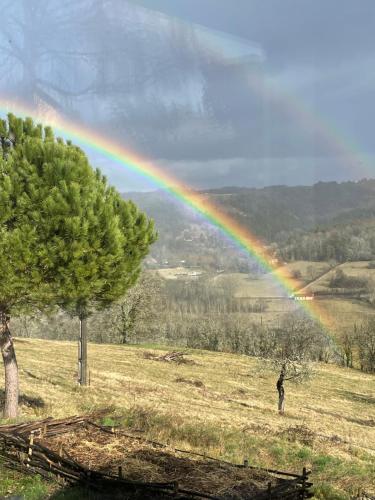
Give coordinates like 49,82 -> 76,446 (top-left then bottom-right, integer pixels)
143,350 -> 196,364
0,408 -> 112,438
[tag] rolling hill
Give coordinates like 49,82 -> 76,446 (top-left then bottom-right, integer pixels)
124,179 -> 375,270
0,340 -> 374,499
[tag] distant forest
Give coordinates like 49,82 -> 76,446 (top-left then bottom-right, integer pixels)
126,179 -> 375,269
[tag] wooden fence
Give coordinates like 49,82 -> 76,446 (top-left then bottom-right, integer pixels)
0,412 -> 313,499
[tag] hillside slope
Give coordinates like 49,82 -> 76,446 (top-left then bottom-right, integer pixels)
1,339 -> 374,499
125,179 -> 375,269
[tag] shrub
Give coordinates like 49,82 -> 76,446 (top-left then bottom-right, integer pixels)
329,269 -> 368,289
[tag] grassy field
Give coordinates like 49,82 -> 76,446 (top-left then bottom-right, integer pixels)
158,261 -> 331,290
0,339 -> 374,499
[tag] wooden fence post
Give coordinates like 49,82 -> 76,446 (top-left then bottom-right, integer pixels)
27,431 -> 34,468
301,466 -> 307,498
173,480 -> 179,497
267,481 -> 272,499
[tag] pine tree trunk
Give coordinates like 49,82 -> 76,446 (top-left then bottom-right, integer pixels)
78,315 -> 88,386
0,312 -> 19,418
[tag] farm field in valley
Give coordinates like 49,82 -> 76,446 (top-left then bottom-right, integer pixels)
160,261 -> 375,337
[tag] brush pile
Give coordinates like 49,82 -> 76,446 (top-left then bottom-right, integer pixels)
0,408 -> 109,439
0,412 -> 313,499
143,350 -> 196,364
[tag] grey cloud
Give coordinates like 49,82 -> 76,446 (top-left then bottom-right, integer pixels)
0,0 -> 373,190
132,0 -> 375,69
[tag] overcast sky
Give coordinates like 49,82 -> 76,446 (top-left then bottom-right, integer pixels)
1,0 -> 375,190
127,0 -> 375,189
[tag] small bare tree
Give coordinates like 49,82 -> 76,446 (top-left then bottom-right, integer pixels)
108,272 -> 163,344
340,329 -> 355,368
258,313 -> 318,414
275,358 -> 312,415
356,319 -> 375,373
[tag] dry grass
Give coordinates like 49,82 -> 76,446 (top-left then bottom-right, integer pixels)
284,261 -> 332,284
157,267 -> 205,280
210,262 -> 331,297
212,272 -> 287,297
339,261 -> 375,279
44,426 -> 279,497
1,338 -> 374,498
313,298 -> 375,334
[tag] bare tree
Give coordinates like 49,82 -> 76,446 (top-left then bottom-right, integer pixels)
356,319 -> 375,373
340,329 -> 355,368
275,358 -> 312,415
274,313 -> 328,361
107,272 -> 163,345
257,313 -> 318,414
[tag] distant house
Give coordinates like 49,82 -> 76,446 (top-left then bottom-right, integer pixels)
289,293 -> 315,301
188,271 -> 203,277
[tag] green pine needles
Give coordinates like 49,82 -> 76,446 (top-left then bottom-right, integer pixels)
0,113 -> 157,417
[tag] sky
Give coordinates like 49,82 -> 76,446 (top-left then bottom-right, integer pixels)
1,0 -> 374,191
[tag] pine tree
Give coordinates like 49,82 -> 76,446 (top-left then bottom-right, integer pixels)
0,113 -> 157,417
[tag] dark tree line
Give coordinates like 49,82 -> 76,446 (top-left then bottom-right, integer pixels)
277,222 -> 375,263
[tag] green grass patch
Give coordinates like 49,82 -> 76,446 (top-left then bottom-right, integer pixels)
0,466 -> 49,500
312,482 -> 350,500
313,454 -> 337,472
270,443 -> 285,461
295,446 -> 313,461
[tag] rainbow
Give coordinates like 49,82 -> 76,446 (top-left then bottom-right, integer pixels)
0,97 -> 336,332
243,71 -> 371,179
199,24 -> 372,180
